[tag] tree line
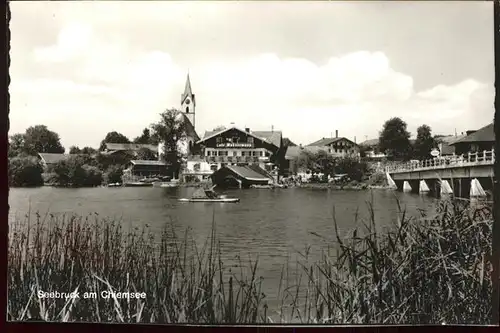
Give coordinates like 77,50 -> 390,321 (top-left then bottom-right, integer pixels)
375,117 -> 439,161
291,117 -> 444,181
9,109 -> 189,187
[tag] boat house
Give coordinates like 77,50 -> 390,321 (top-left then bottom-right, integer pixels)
210,165 -> 273,188
123,160 -> 170,181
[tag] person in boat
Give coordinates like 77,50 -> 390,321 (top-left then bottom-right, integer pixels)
191,186 -> 219,199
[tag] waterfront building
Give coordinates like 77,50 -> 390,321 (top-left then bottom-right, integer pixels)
210,165 -> 273,188
122,160 -> 170,181
183,126 -> 283,181
449,123 -> 494,155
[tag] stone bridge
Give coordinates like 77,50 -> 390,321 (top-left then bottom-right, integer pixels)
386,150 -> 495,198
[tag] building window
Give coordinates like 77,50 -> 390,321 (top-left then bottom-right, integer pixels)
216,137 -> 223,144
259,151 -> 263,157
206,151 -> 211,156
248,137 -> 254,144
241,151 -> 246,157
210,164 -> 218,171
186,107 -> 190,113
193,163 -> 201,172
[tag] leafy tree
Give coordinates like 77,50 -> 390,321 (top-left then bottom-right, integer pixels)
133,128 -> 152,144
95,151 -> 134,171
8,133 -> 26,158
151,108 -> 188,178
379,117 -> 412,160
136,147 -> 157,160
413,125 -> 436,160
69,146 -> 82,154
295,149 -> 336,176
8,156 -> 44,187
104,165 -> 124,184
22,125 -> 65,155
81,146 -> 97,156
50,155 -> 102,187
335,156 -> 368,182
99,131 -> 131,151
295,149 -> 316,173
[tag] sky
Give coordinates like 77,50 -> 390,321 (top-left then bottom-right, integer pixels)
9,1 -> 495,149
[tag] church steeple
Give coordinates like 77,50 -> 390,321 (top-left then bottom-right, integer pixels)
181,73 -> 194,105
180,72 -> 196,130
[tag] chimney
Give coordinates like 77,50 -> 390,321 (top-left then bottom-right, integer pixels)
271,125 -> 274,133
335,130 -> 338,138
354,136 -> 356,143
245,127 -> 250,133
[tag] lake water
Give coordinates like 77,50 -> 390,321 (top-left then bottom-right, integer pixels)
8,186 -> 437,315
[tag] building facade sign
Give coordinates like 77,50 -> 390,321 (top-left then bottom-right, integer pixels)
216,143 -> 254,148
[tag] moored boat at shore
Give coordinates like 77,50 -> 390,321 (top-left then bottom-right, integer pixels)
179,187 -> 239,203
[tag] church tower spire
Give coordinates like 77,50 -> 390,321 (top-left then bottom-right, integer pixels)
180,72 -> 196,129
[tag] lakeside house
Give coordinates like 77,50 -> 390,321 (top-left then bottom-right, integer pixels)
184,125 -> 283,182
37,153 -> 72,170
449,123 -> 494,155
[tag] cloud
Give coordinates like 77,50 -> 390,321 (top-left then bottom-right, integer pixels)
9,21 -> 494,149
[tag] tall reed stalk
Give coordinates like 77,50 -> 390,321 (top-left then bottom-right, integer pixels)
7,197 -> 493,324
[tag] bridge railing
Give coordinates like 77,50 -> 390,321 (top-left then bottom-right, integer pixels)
385,149 -> 495,174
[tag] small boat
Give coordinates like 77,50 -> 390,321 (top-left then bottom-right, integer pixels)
124,182 -> 153,187
108,183 -> 122,187
179,197 -> 240,203
179,187 -> 239,203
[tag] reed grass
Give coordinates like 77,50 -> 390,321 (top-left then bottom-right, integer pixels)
7,197 -> 493,324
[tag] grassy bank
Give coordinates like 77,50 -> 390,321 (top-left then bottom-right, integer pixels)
7,198 -> 493,324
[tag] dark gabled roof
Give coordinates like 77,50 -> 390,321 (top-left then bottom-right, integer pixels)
181,113 -> 200,142
198,127 -> 282,148
105,143 -> 158,151
450,123 -> 494,145
38,153 -> 72,164
251,131 -> 282,148
223,165 -> 272,181
130,160 -> 168,166
307,137 -> 358,147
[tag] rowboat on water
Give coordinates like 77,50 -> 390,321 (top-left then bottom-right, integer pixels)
179,187 -> 240,203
